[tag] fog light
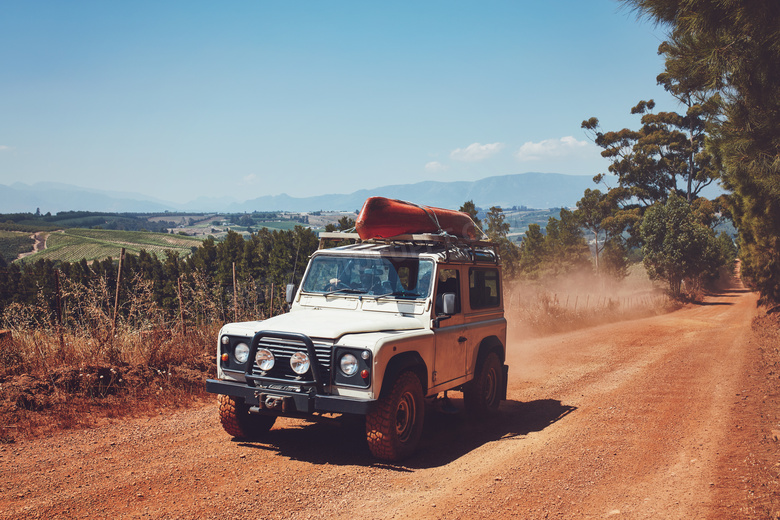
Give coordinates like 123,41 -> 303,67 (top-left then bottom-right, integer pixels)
340,353 -> 358,376
221,336 -> 229,345
234,342 -> 250,364
256,349 -> 275,371
290,352 -> 310,375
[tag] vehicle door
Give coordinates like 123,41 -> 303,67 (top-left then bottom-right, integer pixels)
432,266 -> 467,386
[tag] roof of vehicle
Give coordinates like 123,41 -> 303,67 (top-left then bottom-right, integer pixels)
316,232 -> 500,265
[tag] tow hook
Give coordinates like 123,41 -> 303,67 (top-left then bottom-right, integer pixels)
265,395 -> 283,409
256,393 -> 288,412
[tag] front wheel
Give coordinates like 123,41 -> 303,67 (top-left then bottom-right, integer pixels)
218,394 -> 276,440
366,371 -> 425,461
463,352 -> 503,417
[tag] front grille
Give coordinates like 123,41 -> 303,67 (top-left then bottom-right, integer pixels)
251,336 -> 332,384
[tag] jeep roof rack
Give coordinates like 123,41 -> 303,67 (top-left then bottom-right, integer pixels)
317,231 -> 500,264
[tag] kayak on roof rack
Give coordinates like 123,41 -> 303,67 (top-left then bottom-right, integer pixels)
355,196 -> 481,241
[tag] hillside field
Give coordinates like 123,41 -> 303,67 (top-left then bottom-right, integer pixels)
17,229 -> 204,264
0,230 -> 35,262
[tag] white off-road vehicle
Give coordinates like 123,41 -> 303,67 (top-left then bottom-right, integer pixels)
206,232 -> 508,461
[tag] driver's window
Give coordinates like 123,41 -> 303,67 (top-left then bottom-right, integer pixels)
435,269 -> 460,314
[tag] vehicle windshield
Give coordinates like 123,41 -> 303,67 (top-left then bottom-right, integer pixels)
302,255 -> 434,298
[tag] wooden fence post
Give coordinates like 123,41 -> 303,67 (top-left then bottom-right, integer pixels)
111,247 -> 125,339
177,276 -> 187,335
54,269 -> 65,353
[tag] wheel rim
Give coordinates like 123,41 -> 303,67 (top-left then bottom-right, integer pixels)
395,390 -> 417,442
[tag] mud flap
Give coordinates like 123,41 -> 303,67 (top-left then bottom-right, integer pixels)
500,364 -> 509,401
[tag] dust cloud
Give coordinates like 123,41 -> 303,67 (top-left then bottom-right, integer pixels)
504,265 -> 670,344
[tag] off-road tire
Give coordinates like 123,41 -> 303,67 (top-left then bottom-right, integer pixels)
366,371 -> 425,461
463,352 -> 502,417
218,394 -> 276,440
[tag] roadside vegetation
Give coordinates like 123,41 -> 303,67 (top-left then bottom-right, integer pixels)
0,226 -> 319,441
621,0 -> 780,308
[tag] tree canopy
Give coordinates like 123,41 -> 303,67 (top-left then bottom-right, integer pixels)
582,97 -> 717,206
623,0 -> 780,304
640,192 -> 721,297
458,200 -> 483,231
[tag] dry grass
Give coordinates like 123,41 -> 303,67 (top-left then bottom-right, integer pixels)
0,266 -> 300,442
0,325 -> 218,442
0,271 -> 229,442
0,328 -> 224,443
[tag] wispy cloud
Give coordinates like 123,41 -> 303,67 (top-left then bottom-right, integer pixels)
515,136 -> 589,161
0,145 -> 12,152
242,173 -> 257,184
450,142 -> 505,162
424,161 -> 448,172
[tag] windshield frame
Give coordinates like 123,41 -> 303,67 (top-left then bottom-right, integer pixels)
301,254 -> 434,300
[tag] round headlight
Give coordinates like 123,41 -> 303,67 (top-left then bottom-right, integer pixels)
340,353 -> 359,376
290,352 -> 310,375
234,342 -> 250,364
255,348 -> 275,371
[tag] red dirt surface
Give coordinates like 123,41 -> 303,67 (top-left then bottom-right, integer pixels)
2,274 -> 778,519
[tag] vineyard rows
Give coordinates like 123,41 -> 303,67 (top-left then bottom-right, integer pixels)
18,229 -> 203,264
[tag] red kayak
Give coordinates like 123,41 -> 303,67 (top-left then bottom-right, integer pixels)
355,197 -> 481,240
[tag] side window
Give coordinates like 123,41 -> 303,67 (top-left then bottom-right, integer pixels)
469,268 -> 500,309
435,268 -> 461,314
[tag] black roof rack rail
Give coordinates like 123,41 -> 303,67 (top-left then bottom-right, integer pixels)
317,231 -> 500,264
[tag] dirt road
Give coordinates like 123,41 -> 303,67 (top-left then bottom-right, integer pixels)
1,278 -> 774,519
16,232 -> 47,261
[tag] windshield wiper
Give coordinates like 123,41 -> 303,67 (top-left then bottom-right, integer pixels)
324,288 -> 366,297
369,290 -> 422,299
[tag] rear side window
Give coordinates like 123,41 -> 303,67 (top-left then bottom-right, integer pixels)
469,268 -> 500,309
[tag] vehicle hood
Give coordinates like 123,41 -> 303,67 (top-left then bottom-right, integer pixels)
221,308 -> 424,340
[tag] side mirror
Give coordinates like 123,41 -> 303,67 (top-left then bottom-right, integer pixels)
433,292 -> 456,328
285,284 -> 296,304
441,293 -> 456,315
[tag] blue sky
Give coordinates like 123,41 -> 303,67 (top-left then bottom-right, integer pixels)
0,1 -> 675,204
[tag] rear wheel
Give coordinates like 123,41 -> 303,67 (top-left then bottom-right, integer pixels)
218,394 -> 276,439
463,352 -> 502,417
366,371 -> 425,461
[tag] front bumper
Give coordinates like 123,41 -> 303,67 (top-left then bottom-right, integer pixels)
207,379 -> 377,415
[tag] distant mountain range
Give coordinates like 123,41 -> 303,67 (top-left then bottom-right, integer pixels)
1,182 -> 176,214
0,172 -> 723,214
230,172 -> 606,213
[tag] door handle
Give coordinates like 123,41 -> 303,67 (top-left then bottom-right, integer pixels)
458,336 -> 467,343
